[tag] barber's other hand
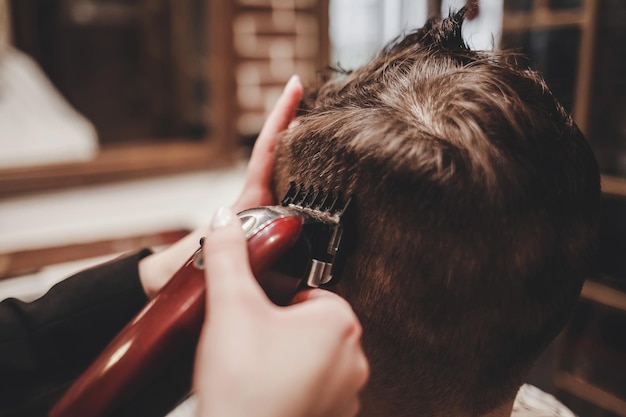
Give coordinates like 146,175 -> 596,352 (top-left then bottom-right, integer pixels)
138,76 -> 303,297
194,207 -> 369,417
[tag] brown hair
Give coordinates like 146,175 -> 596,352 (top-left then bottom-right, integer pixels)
274,9 -> 600,417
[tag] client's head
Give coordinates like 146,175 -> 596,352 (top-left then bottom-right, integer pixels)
273,9 -> 600,417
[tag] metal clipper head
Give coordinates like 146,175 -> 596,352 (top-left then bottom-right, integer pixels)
280,181 -> 353,287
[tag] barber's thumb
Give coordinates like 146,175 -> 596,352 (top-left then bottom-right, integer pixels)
203,207 -> 261,307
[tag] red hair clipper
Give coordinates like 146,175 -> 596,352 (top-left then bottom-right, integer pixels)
50,183 -> 352,417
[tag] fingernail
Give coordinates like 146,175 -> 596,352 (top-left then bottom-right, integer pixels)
285,74 -> 300,90
210,206 -> 235,231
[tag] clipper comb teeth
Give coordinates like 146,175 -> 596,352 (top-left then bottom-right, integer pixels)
279,181 -> 353,287
281,181 -> 351,221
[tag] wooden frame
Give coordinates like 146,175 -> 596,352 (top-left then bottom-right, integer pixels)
0,142 -> 235,198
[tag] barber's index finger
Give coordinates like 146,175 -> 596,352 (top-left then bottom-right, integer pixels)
246,75 -> 303,186
257,75 -> 302,142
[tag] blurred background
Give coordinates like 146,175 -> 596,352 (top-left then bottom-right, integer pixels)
0,0 -> 624,415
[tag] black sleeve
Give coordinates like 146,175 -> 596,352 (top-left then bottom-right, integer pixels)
0,249 -> 152,416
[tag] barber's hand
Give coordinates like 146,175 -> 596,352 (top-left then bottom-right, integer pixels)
138,76 -> 303,297
194,207 -> 369,417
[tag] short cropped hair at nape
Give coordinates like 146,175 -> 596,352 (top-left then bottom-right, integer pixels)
273,9 -> 600,417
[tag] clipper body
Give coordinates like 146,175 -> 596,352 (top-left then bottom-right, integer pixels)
50,183 -> 351,417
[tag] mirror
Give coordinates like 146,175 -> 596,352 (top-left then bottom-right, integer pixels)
0,0 -> 237,196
